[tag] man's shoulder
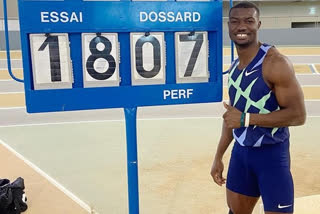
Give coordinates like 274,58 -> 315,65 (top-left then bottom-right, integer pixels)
262,46 -> 294,83
264,47 -> 291,68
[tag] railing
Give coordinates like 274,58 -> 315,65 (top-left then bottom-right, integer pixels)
1,0 -> 23,82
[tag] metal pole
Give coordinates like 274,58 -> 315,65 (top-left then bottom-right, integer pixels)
230,0 -> 234,62
2,0 -> 23,82
124,107 -> 140,214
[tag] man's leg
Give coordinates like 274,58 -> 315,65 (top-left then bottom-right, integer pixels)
227,188 -> 259,214
256,142 -> 294,214
226,143 -> 260,214
258,167 -> 294,214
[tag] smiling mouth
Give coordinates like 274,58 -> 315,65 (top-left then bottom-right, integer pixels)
236,33 -> 249,39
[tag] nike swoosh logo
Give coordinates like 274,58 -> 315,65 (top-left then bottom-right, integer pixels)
244,69 -> 258,76
278,204 -> 292,209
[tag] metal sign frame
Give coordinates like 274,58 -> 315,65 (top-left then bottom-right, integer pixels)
18,0 -> 223,113
17,1 -> 223,214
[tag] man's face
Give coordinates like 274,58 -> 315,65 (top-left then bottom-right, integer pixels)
228,8 -> 261,48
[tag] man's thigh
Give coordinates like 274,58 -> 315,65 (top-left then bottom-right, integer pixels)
258,167 -> 294,213
227,188 -> 259,214
249,141 -> 293,213
226,143 -> 261,213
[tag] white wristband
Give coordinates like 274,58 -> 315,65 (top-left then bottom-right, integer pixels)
245,113 -> 250,127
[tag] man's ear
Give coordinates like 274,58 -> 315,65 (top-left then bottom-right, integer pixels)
258,21 -> 261,29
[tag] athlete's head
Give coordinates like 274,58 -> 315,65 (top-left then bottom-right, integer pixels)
228,1 -> 261,48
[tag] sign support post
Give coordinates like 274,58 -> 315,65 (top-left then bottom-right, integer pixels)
124,107 -> 140,214
230,0 -> 235,62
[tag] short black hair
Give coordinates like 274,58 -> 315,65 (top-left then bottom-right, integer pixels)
229,1 -> 260,18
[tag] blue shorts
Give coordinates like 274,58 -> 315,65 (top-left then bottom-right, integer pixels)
226,141 -> 294,213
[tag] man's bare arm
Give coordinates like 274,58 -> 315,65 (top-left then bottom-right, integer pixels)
215,118 -> 234,160
211,115 -> 234,186
249,52 -> 306,127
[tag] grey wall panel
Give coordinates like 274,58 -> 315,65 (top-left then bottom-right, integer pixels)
0,0 -> 19,19
259,28 -> 320,46
223,28 -> 320,46
0,31 -> 21,50
223,1 -> 320,29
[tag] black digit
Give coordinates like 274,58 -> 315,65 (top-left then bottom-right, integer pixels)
135,35 -> 161,78
179,33 -> 204,77
86,36 -> 116,80
38,35 -> 61,82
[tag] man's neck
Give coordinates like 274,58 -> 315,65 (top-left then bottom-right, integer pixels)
236,41 -> 261,69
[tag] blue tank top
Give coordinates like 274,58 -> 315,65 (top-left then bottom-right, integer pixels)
228,44 -> 289,147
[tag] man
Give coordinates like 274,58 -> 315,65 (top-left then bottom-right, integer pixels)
211,2 -> 306,214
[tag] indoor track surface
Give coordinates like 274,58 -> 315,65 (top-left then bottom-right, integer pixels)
0,47 -> 319,214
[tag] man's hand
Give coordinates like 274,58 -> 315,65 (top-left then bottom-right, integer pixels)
223,102 -> 242,129
211,158 -> 226,186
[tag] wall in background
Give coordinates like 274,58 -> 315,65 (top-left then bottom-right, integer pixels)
223,1 -> 320,29
0,0 -> 18,19
224,28 -> 320,46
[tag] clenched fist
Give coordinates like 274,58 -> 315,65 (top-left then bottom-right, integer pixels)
223,102 -> 242,129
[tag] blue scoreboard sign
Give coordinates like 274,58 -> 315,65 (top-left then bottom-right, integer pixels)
17,0 -> 222,113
